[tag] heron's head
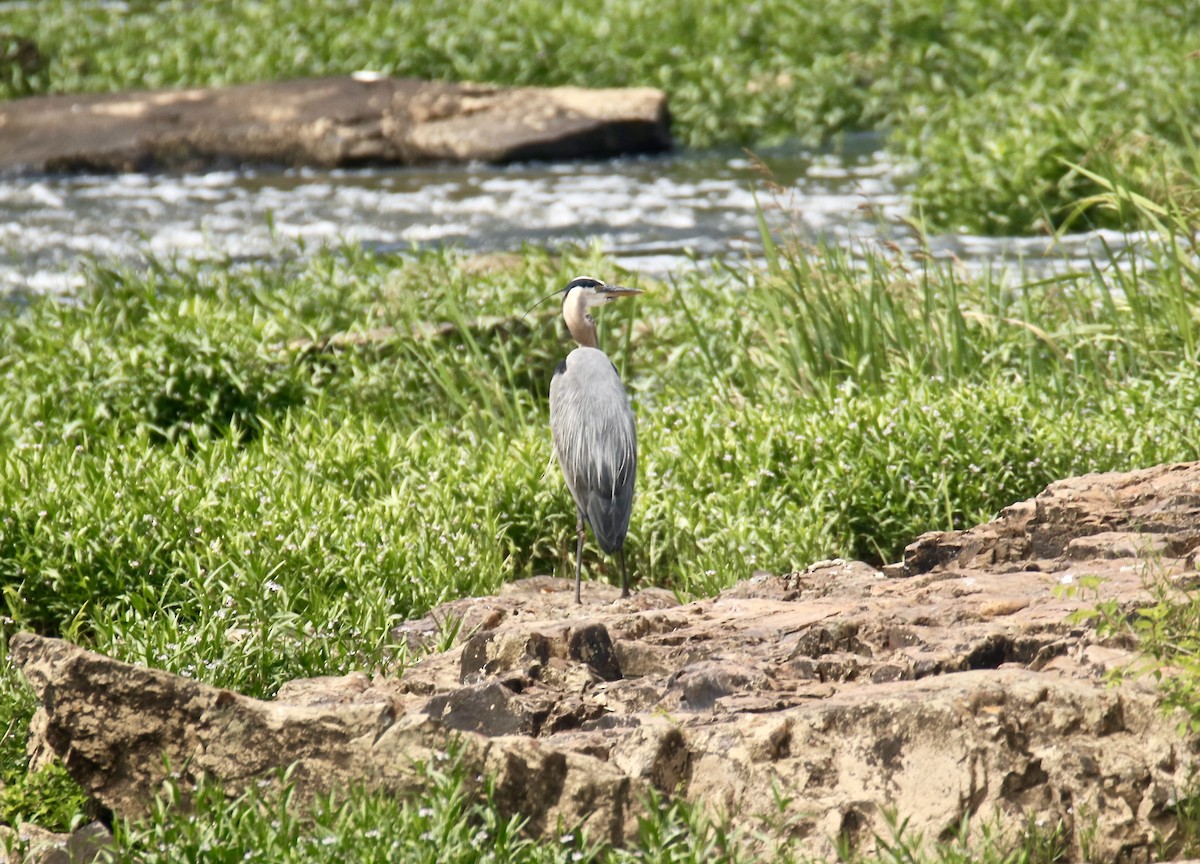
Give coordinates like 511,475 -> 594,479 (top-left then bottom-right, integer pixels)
561,276 -> 641,348
562,276 -> 642,308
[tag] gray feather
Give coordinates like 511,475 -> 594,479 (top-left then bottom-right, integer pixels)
549,347 -> 636,553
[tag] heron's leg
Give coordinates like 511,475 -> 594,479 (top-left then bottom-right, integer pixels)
574,512 -> 585,604
619,548 -> 629,598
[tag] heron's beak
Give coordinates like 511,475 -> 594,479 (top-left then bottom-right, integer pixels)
598,285 -> 643,301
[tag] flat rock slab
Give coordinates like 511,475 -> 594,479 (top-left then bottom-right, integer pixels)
0,76 -> 671,173
11,461 -> 1200,860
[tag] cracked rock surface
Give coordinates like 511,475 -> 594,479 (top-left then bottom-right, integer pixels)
11,462 -> 1200,860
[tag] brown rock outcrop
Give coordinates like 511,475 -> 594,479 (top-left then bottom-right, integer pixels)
11,461 -> 1200,861
0,76 -> 671,173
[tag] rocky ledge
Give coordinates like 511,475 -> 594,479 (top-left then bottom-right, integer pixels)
11,462 -> 1200,861
0,76 -> 671,173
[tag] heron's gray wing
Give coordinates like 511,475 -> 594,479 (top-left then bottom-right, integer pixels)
583,451 -> 636,552
550,348 -> 637,553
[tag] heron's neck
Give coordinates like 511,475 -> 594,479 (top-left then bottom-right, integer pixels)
563,289 -> 598,348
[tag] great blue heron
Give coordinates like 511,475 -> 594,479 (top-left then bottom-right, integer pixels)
549,275 -> 642,603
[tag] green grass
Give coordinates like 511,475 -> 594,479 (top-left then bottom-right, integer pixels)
1,3 -> 1199,852
3,235 -> 1199,673
1,169 -> 1199,851
103,751 -> 583,864
89,749 -> 1069,864
1,0 -> 1199,234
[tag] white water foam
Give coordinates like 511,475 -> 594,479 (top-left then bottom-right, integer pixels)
0,141 -> 1133,293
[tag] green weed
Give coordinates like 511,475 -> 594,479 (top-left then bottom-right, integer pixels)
1,1 -> 1198,233
103,758 -> 1074,864
0,762 -> 92,834
105,751 -> 590,864
0,637 -> 91,832
1,174 -> 1199,846
1,234 -> 1199,687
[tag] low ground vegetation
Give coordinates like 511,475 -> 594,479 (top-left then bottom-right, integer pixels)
1,6 -> 1200,849
1,0 -> 1198,234
1,172 -> 1199,855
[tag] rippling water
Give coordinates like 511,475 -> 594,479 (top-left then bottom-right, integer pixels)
0,135 -> 1127,293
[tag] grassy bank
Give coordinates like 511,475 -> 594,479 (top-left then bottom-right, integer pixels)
4,236 -> 1200,672
1,0 -> 1198,234
2,2 -> 1200,855
0,169 -> 1199,852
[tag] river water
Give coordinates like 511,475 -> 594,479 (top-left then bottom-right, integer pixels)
0,135 -> 1126,293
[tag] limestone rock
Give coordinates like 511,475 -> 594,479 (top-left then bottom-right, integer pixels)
890,461 -> 1200,578
12,462 -> 1200,861
0,77 -> 671,174
8,633 -> 639,845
